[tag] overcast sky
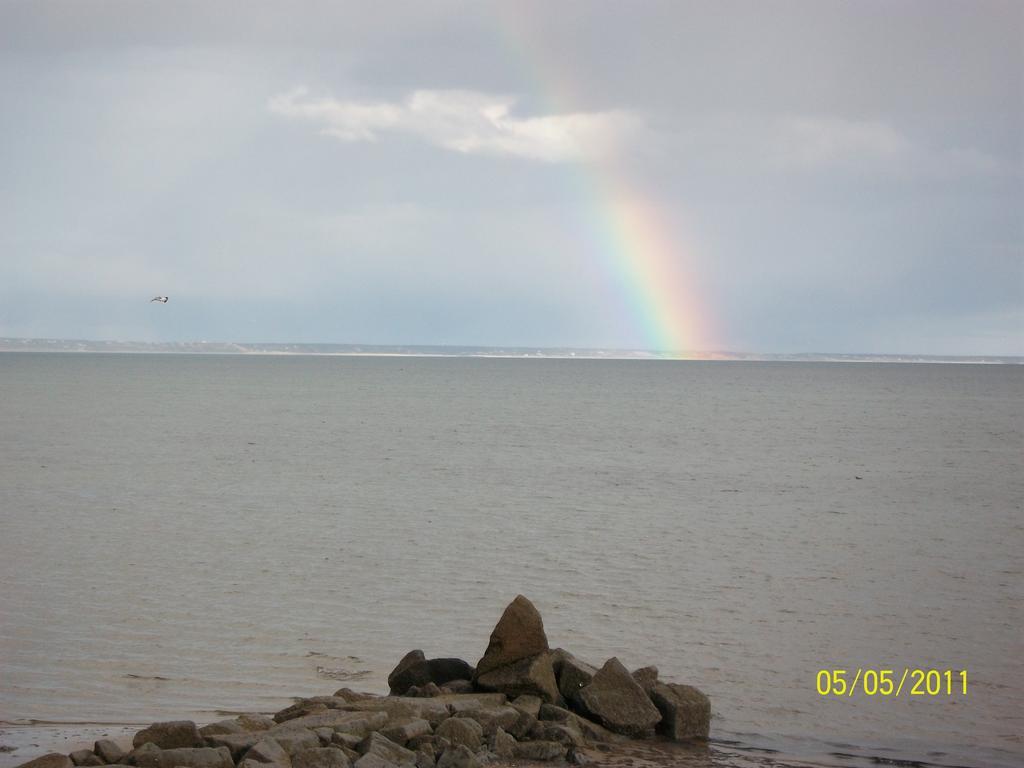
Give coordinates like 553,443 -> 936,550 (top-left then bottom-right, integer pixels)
1,0 -> 1021,355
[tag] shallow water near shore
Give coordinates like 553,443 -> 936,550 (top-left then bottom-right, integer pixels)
1,353 -> 1021,768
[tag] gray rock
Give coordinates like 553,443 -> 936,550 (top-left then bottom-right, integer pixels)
432,720 -> 481,751
649,683 -> 711,741
437,681 -> 473,695
539,723 -> 585,749
279,712 -> 388,735
238,759 -> 278,768
443,695 -> 506,713
268,729 -> 321,756
555,654 -> 596,702
238,715 -> 277,732
537,703 -> 573,723
351,756 -> 395,768
332,689 -> 377,703
631,666 -> 659,696
330,734 -> 361,751
275,702 -> 329,724
356,734 -> 415,766
474,654 -> 560,704
314,730 -> 335,746
94,741 -> 127,765
132,722 -> 204,750
244,738 -> 291,766
452,706 -> 519,736
507,711 -> 537,741
435,746 -> 480,768
414,744 -> 435,768
291,748 -> 352,768
576,658 -> 661,737
69,752 -> 102,767
131,746 -> 233,768
204,733 -> 264,761
491,729 -> 515,761
337,699 -> 448,729
380,720 -> 431,747
509,695 -> 541,719
513,741 -> 565,761
14,754 -> 74,768
200,721 -> 246,737
474,596 -> 549,677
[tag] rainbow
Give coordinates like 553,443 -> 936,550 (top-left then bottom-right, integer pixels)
495,9 -> 714,356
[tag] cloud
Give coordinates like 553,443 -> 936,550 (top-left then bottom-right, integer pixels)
268,87 -> 641,162
769,116 -> 1001,176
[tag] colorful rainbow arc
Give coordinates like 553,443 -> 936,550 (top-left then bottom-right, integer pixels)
495,9 -> 714,356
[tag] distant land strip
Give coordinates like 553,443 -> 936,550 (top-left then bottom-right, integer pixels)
1,338 -> 1020,364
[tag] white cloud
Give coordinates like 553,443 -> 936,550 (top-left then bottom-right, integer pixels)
269,87 -> 641,162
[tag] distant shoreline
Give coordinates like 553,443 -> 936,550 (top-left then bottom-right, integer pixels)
0,339 -> 1020,365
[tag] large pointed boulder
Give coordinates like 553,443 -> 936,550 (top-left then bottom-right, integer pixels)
474,596 -> 549,676
575,658 -> 661,737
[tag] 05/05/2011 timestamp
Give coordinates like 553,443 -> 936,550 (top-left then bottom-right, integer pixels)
816,669 -> 968,697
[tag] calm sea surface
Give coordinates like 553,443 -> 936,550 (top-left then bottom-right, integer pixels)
0,353 -> 1021,767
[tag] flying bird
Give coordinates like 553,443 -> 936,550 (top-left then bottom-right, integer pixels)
150,296 -> 169,303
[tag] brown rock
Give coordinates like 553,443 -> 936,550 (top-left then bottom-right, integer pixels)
389,657 -> 475,696
380,719 -> 432,747
555,654 -> 596,702
575,658 -> 662,737
514,741 -> 565,761
452,705 -> 519,736
94,741 -> 127,765
69,754 -> 103,768
433,719 -> 482,751
649,683 -> 711,740
631,666 -> 659,696
130,746 -> 233,768
290,748 -> 351,768
474,596 -> 549,676
356,733 -> 416,766
474,653 -> 560,703
13,754 -> 73,768
387,650 -> 426,693
243,738 -> 291,766
132,722 -> 204,750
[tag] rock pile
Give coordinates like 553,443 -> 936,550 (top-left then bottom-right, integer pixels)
15,596 -> 709,768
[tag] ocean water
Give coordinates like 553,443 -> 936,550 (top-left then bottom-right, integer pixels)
0,353 -> 1021,767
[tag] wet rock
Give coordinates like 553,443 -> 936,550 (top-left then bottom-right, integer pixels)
131,746 -> 233,768
474,596 -> 549,677
554,654 -> 596,702
435,746 -> 480,768
380,720 -> 431,747
290,748 -> 352,768
244,738 -> 291,766
69,752 -> 102,767
514,741 -> 565,761
132,722 -> 204,750
649,683 -> 711,741
389,657 -> 475,696
94,741 -> 127,765
356,733 -> 416,766
433,719 -> 482,751
491,728 -> 516,761
474,654 -> 560,703
14,755 -> 74,768
576,658 -> 661,738
631,666 -> 659,696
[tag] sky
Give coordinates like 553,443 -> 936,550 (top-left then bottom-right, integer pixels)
0,0 -> 1021,355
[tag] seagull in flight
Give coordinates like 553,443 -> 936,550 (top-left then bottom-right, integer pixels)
150,296 -> 169,303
